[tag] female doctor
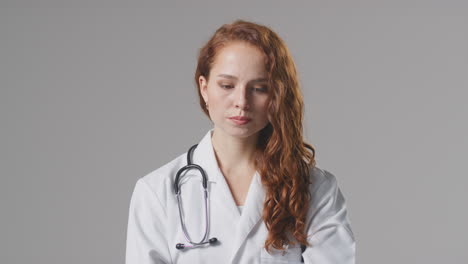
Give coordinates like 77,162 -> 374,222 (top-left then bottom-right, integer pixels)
126,19 -> 355,264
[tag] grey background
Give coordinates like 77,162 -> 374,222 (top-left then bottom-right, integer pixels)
1,1 -> 467,263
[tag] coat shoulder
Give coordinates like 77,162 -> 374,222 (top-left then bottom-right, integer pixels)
309,166 -> 338,190
138,152 -> 188,199
307,166 -> 342,203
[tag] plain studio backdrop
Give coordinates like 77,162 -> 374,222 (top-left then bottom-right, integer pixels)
1,1 -> 467,263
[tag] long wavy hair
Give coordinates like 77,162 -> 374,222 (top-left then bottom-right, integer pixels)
194,19 -> 316,252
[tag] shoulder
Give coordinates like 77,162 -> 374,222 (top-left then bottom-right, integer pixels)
132,152 -> 188,204
307,166 -> 346,215
308,166 -> 339,196
306,166 -> 351,224
141,152 -> 187,186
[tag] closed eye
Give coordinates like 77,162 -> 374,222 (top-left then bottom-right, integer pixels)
219,84 -> 268,93
253,87 -> 268,93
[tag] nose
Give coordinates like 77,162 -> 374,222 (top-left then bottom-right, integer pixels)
235,86 -> 250,110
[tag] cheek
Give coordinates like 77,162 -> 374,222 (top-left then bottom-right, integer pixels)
207,95 -> 227,116
258,98 -> 270,113
210,90 -> 231,107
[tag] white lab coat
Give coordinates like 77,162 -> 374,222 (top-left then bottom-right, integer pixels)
126,129 -> 355,264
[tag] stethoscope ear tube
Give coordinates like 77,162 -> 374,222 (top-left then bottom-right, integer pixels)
174,164 -> 208,193
174,144 -> 208,194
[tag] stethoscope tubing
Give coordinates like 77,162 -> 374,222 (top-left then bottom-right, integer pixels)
174,144 -> 212,248
175,189 -> 210,246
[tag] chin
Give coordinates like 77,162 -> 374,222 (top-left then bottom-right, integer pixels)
217,124 -> 259,139
229,127 -> 263,139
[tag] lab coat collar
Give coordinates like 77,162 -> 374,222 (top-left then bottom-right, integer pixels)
192,128 -> 220,183
192,129 -> 266,263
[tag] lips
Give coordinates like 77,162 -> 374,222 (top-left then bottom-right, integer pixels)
228,116 -> 252,125
229,116 -> 252,121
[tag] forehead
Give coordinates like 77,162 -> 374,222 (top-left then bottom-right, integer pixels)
210,42 -> 267,78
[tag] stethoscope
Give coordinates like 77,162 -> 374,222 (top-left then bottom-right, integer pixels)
174,144 -> 218,250
173,144 -> 306,262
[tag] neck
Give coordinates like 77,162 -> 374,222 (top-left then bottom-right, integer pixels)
211,128 -> 258,176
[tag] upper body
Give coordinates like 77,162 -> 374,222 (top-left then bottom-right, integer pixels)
125,129 -> 356,264
126,19 -> 355,264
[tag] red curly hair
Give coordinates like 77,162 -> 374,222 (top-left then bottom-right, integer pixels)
194,19 -> 316,252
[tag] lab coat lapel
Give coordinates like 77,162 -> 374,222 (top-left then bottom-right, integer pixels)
192,129 -> 265,263
228,171 -> 265,263
192,129 -> 241,230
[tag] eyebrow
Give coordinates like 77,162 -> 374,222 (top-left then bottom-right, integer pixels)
217,74 -> 268,82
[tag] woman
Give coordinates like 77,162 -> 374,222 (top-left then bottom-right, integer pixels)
126,19 -> 355,264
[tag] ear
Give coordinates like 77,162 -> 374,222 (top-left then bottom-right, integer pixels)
199,75 -> 209,104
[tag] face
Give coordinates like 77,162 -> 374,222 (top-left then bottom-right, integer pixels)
199,41 -> 270,139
